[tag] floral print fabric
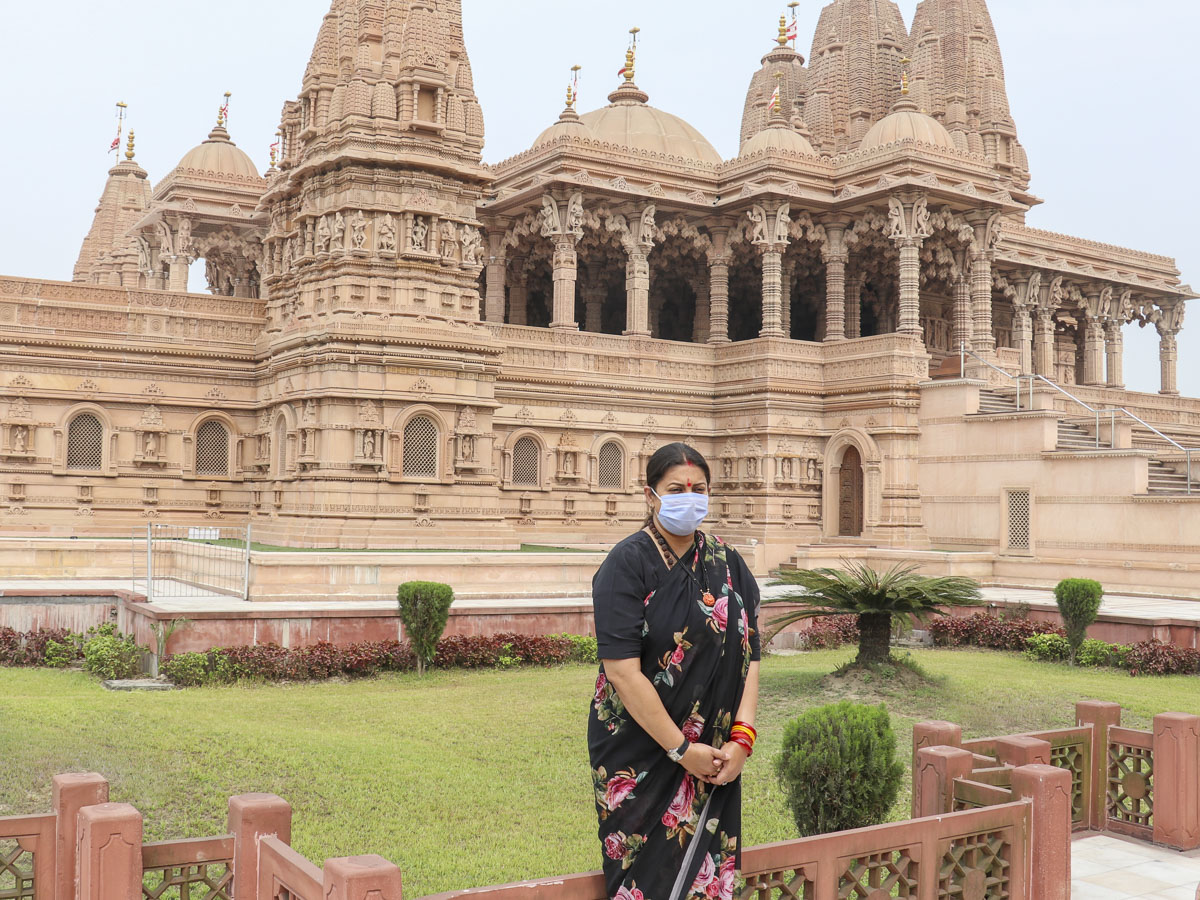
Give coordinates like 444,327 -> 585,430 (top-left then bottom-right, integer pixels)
589,531 -> 761,900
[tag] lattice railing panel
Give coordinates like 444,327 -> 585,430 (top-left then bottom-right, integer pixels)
1007,490 -> 1030,550
0,840 -> 34,900
143,862 -> 232,900
839,849 -> 919,899
195,421 -> 230,476
1108,742 -> 1153,829
512,437 -> 540,486
738,868 -> 813,900
598,442 -> 624,488
937,830 -> 1012,900
67,414 -> 104,470
403,417 -> 439,478
1049,742 -> 1087,825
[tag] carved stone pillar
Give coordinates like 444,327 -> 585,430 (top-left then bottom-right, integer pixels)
952,272 -> 972,352
751,203 -> 790,338
889,196 -> 931,337
1159,330 -> 1180,396
846,271 -> 864,340
1083,316 -> 1106,386
1105,320 -> 1124,389
582,269 -> 605,334
550,236 -> 578,331
781,261 -> 795,339
691,276 -> 710,344
508,266 -> 528,326
484,234 -> 507,324
706,226 -> 731,344
1012,302 -> 1033,376
823,221 -> 849,341
167,257 -> 189,293
969,213 -> 1002,352
1033,307 -> 1056,377
624,249 -> 651,337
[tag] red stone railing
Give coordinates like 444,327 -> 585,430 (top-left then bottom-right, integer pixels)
913,700 -> 1200,852
0,765 -> 1069,900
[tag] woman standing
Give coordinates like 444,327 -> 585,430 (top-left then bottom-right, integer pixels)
589,443 -> 761,900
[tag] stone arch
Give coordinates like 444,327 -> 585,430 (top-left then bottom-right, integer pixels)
503,428 -> 548,490
187,410 -> 239,478
392,405 -> 448,481
590,433 -> 630,491
58,403 -> 115,475
821,428 -> 883,540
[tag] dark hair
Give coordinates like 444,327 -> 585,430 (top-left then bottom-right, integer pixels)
644,444 -> 712,531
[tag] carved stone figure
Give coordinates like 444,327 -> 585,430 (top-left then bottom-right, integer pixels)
441,221 -> 458,260
563,453 -> 575,476
316,216 -> 332,252
460,434 -> 475,461
350,210 -> 367,250
12,426 -> 27,454
540,195 -> 562,237
363,431 -> 376,458
177,218 -> 192,255
460,226 -> 482,265
746,456 -> 759,479
156,222 -> 175,257
748,206 -> 767,245
780,456 -> 794,481
303,400 -> 317,424
144,432 -> 158,456
332,212 -> 346,250
912,197 -> 932,239
567,193 -> 585,238
887,197 -> 907,240
639,205 -> 657,248
378,214 -> 397,253
722,457 -> 734,479
136,237 -> 151,273
412,217 -> 429,251
773,203 -> 791,244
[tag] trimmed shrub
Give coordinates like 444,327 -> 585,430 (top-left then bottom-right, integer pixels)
1120,640 -> 1200,677
1023,633 -> 1070,663
43,639 -> 76,669
930,613 -> 1064,651
82,632 -> 144,680
801,617 -> 860,650
555,633 -> 599,664
775,701 -> 904,837
1054,579 -> 1105,665
1076,639 -> 1120,668
397,581 -> 455,676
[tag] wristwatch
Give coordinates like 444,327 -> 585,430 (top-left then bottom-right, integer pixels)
667,738 -> 690,763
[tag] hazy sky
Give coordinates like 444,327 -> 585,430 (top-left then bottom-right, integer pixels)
2,0 -> 1196,397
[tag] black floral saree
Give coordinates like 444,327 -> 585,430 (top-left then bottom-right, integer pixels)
588,530 -> 761,900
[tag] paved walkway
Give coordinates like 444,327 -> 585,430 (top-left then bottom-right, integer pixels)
1073,833 -> 1200,899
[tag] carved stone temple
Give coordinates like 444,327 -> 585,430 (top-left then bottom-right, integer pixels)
3,0 -> 1196,594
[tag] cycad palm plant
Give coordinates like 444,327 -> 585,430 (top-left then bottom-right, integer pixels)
766,562 -> 984,666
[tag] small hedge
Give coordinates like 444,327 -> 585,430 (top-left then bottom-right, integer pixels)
160,632 -> 598,687
800,617 -> 860,650
1,624 -> 143,678
930,613 -> 1065,650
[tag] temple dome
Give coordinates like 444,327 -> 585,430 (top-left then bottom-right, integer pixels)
860,97 -> 955,150
580,82 -> 722,166
534,107 -> 593,146
740,121 -> 815,157
173,124 -> 261,180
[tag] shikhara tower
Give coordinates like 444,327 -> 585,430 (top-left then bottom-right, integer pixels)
0,0 -> 1193,596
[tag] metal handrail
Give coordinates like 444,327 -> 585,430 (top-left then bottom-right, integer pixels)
959,343 -> 1018,385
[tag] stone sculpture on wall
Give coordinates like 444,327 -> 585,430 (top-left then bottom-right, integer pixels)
350,211 -> 368,250
412,217 -> 429,252
440,221 -> 458,260
332,212 -> 346,251
378,215 -> 397,253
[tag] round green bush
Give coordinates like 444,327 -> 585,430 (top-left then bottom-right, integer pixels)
1023,633 -> 1071,663
83,633 -> 143,680
775,701 -> 904,837
397,581 -> 455,676
1054,578 -> 1104,664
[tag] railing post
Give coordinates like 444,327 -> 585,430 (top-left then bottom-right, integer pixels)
994,736 -> 1052,768
77,803 -> 142,900
914,746 -> 974,818
145,523 -> 154,602
243,522 -> 252,601
53,773 -> 109,900
1012,764 -> 1072,900
912,721 -> 963,816
1151,713 -> 1200,850
229,793 -> 292,900
1076,701 -> 1121,830
323,855 -> 404,900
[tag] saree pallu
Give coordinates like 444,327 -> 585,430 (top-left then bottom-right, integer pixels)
589,531 -> 760,900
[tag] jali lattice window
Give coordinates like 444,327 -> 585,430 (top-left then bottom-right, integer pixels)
196,421 -> 230,476
403,416 -> 439,478
275,419 -> 288,478
512,436 -> 540,486
1007,490 -> 1031,550
598,441 -> 624,489
66,414 -> 104,471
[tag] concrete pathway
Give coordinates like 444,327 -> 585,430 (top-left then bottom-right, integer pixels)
1073,833 -> 1200,899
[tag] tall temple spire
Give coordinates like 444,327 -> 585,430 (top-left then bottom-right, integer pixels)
739,11 -> 809,147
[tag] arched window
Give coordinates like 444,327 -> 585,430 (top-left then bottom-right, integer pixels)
403,416 -> 439,478
275,419 -> 288,478
598,441 -> 624,489
512,436 -> 540,486
195,420 -> 230,476
66,414 -> 104,471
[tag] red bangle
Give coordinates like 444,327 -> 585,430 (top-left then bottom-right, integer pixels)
728,735 -> 754,757
733,721 -> 757,740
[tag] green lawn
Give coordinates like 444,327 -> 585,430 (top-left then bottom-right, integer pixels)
1,649 -> 1197,897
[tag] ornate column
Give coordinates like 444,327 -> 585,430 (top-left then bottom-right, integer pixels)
582,267 -> 605,333
508,264 -> 528,326
952,255 -> 972,352
484,231 -> 507,324
622,204 -> 656,337
781,260 -> 795,339
822,219 -> 849,341
706,225 -> 731,344
550,235 -> 579,331
690,275 -> 710,344
888,196 -> 932,337
750,203 -> 791,338
1105,318 -> 1125,389
968,211 -> 1003,352
1034,276 -> 1063,377
1157,301 -> 1186,395
846,271 -> 864,339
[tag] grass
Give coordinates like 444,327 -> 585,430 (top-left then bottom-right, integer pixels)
1,648 -> 1198,896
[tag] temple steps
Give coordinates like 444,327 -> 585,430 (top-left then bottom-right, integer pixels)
977,388 -> 1017,414
1146,459 -> 1199,495
1056,420 -> 1100,451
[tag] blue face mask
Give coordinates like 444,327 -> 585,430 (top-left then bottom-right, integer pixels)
651,488 -> 710,537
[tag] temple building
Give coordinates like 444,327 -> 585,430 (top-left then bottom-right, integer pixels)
2,0 -> 1195,596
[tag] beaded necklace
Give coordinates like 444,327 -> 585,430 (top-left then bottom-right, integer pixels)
648,522 -> 716,608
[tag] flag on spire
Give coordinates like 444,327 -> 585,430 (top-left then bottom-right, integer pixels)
770,84 -> 781,113
109,101 -> 127,154
786,18 -> 799,42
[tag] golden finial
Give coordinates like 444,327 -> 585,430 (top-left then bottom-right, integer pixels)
778,15 -> 789,47
621,27 -> 640,83
125,130 -> 136,161
900,57 -> 911,95
567,64 -> 582,108
217,91 -> 232,127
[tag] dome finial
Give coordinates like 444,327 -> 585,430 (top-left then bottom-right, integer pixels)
109,101 -> 128,157
618,27 -> 640,84
217,91 -> 232,128
768,72 -> 788,125
787,2 -> 800,48
900,58 -> 911,96
777,14 -> 789,47
269,131 -> 281,170
567,64 -> 582,109
125,129 -> 136,161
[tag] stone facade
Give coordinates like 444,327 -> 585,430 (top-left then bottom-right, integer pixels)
2,0 -> 1195,573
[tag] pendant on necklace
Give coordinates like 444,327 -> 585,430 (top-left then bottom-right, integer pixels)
701,591 -> 716,608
